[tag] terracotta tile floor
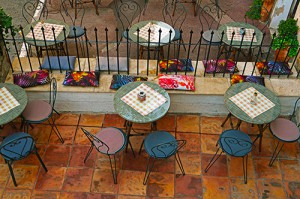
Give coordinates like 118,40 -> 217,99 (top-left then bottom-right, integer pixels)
0,113 -> 299,199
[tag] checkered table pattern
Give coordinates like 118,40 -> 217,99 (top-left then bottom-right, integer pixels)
0,87 -> 20,115
226,26 -> 257,42
134,22 -> 170,42
26,22 -> 65,41
229,87 -> 275,119
121,83 -> 167,116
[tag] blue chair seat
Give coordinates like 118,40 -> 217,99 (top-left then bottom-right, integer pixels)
173,29 -> 181,41
219,129 -> 252,157
144,131 -> 177,158
122,31 -> 131,40
68,26 -> 85,38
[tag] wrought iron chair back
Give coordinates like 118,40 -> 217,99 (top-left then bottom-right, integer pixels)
22,0 -> 48,24
290,97 -> 300,125
81,127 -> 110,155
198,2 -> 224,32
60,0 -> 85,27
150,139 -> 186,158
219,136 -> 254,157
244,5 -> 270,32
162,2 -> 186,32
49,77 -> 57,110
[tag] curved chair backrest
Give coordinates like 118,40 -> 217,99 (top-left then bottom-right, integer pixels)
151,139 -> 186,158
219,136 -> 253,157
22,0 -> 48,24
245,5 -> 270,32
49,78 -> 57,109
0,132 -> 34,161
81,127 -> 110,154
116,0 -> 142,32
60,0 -> 85,27
162,2 -> 187,30
291,97 -> 300,123
198,2 -> 224,31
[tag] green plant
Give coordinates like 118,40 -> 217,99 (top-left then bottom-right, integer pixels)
0,7 -> 14,37
271,18 -> 299,57
246,0 -> 263,20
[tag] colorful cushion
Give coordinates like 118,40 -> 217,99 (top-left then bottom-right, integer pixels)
159,59 -> 194,72
41,56 -> 76,70
63,71 -> 100,87
110,74 -> 148,90
203,59 -> 239,73
13,70 -> 50,88
256,61 -> 293,75
158,74 -> 195,91
230,74 -> 265,86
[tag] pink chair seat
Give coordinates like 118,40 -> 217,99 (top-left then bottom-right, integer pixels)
93,127 -> 126,155
270,118 -> 300,142
22,100 -> 52,122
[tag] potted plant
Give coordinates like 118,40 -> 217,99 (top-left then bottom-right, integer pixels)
246,0 -> 274,22
271,18 -> 299,62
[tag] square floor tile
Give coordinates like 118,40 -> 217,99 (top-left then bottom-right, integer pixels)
230,178 -> 258,199
69,145 -> 97,167
278,142 -> 300,159
257,179 -> 286,199
0,164 -> 9,187
79,114 -> 105,127
35,166 -> 66,191
175,174 -> 202,198
32,190 -> 60,199
254,157 -> 282,180
202,176 -> 230,199
43,145 -> 71,167
75,126 -> 102,145
156,114 -> 176,132
95,153 -> 122,171
49,125 -> 77,145
175,152 -> 201,175
280,160 -> 300,182
147,172 -> 174,198
117,196 -> 145,199
60,192 -> 88,199
176,133 -> 201,153
7,165 -> 39,189
2,189 -> 32,199
118,171 -> 146,196
89,193 -> 117,199
28,124 -> 52,144
252,137 -> 275,157
200,134 -> 220,154
91,169 -> 119,194
202,153 -> 228,177
54,113 -> 80,126
228,156 -> 256,179
176,115 -> 200,133
284,181 -> 300,199
62,168 -> 93,192
122,151 -> 147,171
103,114 -> 126,129
201,116 -> 224,134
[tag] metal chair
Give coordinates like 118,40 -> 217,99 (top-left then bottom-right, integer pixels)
22,0 -> 48,24
81,127 -> 132,184
140,131 -> 186,185
162,2 -> 187,54
205,129 -> 253,184
21,78 -> 64,143
269,97 -> 300,166
72,0 -> 99,19
0,132 -> 47,187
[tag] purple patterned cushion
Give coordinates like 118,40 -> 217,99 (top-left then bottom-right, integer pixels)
110,74 -> 148,90
203,59 -> 239,73
13,70 -> 50,88
63,71 -> 100,87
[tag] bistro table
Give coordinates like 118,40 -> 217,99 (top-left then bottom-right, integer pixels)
218,22 -> 263,60
22,18 -> 70,56
114,81 -> 170,153
0,83 -> 28,127
224,82 -> 281,152
128,20 -> 175,58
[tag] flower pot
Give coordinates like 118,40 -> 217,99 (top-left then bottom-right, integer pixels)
260,0 -> 275,22
275,48 -> 290,62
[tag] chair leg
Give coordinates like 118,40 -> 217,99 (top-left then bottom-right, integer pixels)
143,157 -> 156,185
108,154 -> 118,184
7,162 -> 17,187
53,108 -> 60,116
269,141 -> 284,167
34,147 -> 48,172
175,153 -> 185,175
84,145 -> 94,163
49,117 -> 64,143
204,147 -> 223,173
242,155 -> 248,184
139,140 -> 145,155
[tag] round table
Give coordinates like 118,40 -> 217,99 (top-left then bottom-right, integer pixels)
224,82 -> 281,151
0,83 -> 28,126
128,20 -> 175,47
114,81 -> 170,154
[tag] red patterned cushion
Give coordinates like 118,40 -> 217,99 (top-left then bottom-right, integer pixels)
13,70 -> 50,88
63,71 -> 100,87
158,74 -> 195,91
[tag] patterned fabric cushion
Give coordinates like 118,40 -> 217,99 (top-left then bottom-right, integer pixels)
158,74 -> 195,91
63,71 -> 100,87
256,61 -> 293,75
203,59 -> 239,73
13,70 -> 50,88
230,74 -> 265,86
41,56 -> 76,70
110,74 -> 148,90
159,59 -> 194,72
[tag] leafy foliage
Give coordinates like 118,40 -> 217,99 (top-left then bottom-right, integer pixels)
246,0 -> 263,20
0,7 -> 17,37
